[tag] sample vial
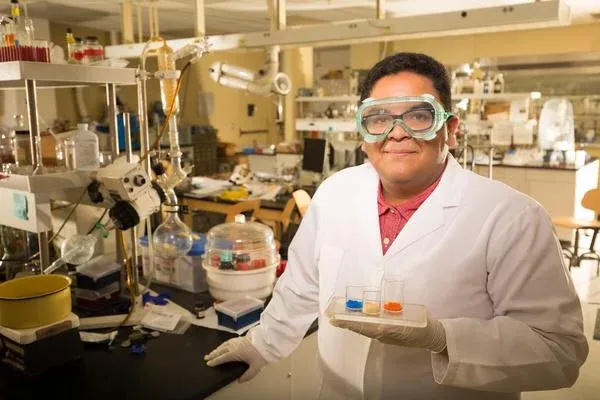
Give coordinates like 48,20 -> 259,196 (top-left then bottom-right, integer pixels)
345,284 -> 364,311
383,278 -> 404,314
362,289 -> 381,316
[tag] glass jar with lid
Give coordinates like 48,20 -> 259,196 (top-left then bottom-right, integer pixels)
204,214 -> 278,271
83,36 -> 103,63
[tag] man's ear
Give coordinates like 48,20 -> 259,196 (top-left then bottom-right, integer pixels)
445,117 -> 460,149
361,141 -> 368,153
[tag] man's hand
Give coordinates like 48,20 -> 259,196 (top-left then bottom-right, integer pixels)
330,317 -> 447,353
204,337 -> 268,382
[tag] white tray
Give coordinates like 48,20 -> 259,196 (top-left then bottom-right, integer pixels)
326,297 -> 427,328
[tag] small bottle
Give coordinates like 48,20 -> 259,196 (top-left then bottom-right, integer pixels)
71,123 -> 99,170
493,73 -> 505,94
65,27 -> 75,63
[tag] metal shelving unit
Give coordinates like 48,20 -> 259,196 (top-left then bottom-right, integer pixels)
0,61 -> 138,268
453,92 -> 535,101
296,95 -> 359,133
295,95 -> 359,103
295,118 -> 356,133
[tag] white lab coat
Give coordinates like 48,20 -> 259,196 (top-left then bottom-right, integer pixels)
248,156 -> 588,399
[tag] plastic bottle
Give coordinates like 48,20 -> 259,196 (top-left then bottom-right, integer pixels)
71,123 -> 100,170
65,27 -> 75,63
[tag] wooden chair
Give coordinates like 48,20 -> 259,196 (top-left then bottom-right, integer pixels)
225,200 -> 262,223
256,197 -> 297,240
552,188 -> 600,273
292,189 -> 312,218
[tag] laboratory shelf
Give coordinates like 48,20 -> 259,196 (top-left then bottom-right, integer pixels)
0,170 -> 91,193
453,92 -> 535,101
296,95 -> 360,103
295,118 -> 356,132
0,61 -> 137,89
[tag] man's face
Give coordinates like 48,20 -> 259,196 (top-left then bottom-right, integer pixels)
361,72 -> 459,188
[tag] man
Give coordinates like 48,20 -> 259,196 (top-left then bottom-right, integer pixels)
205,52 -> 588,399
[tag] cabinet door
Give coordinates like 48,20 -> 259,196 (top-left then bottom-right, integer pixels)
208,355 -> 292,400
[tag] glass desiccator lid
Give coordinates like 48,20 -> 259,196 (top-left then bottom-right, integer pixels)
205,214 -> 275,253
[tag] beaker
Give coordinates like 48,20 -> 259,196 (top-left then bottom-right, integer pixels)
345,284 -> 364,311
383,278 -> 404,314
362,289 -> 381,316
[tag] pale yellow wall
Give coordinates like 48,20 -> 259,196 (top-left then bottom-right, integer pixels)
186,50 -> 277,148
392,22 -> 600,65
284,47 -> 313,142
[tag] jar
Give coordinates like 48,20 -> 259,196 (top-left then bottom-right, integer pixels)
84,36 -> 103,63
71,37 -> 85,64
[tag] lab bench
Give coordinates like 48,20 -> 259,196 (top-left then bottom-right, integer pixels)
0,285 -> 319,400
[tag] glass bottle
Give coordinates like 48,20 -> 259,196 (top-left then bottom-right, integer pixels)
71,123 -> 100,170
65,27 -> 76,63
0,124 -> 15,164
0,225 -> 28,280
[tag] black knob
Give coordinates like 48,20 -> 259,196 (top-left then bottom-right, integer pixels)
134,175 -> 147,186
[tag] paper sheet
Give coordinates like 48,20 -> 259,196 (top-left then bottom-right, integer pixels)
189,177 -> 232,198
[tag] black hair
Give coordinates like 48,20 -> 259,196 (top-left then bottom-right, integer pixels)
359,52 -> 452,110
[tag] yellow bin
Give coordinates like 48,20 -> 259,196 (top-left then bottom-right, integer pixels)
0,275 -> 72,329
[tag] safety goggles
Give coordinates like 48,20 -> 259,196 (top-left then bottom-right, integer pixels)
356,94 -> 454,143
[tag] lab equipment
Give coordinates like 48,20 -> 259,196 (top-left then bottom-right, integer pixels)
356,94 -> 454,143
202,214 -> 279,300
383,278 -> 404,314
75,255 -> 121,292
362,289 -> 381,316
302,138 -> 327,174
0,274 -> 72,329
70,123 -> 100,171
42,232 -> 99,275
538,98 -> 575,159
93,159 -> 162,231
345,284 -> 365,311
209,46 -> 291,96
326,297 -> 427,328
152,204 -> 193,258
214,296 -> 264,331
0,313 -> 82,375
139,233 -> 207,293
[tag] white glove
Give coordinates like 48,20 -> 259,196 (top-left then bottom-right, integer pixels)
330,316 -> 447,353
204,336 -> 268,382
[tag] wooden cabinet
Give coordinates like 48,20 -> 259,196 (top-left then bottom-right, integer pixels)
473,161 -> 599,241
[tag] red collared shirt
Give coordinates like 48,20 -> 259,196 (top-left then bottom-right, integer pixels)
377,173 -> 443,254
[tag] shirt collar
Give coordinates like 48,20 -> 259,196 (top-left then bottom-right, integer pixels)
377,165 -> 446,217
